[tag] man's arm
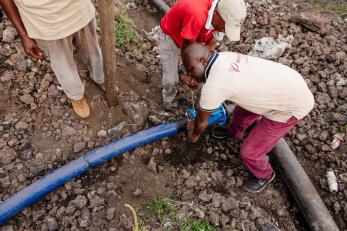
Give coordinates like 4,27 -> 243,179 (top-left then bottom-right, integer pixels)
188,108 -> 211,142
0,0 -> 43,58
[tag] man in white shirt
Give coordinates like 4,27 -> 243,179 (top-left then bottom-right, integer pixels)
182,43 -> 314,193
0,0 -> 105,118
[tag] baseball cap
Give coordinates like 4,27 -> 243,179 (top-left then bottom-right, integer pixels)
218,0 -> 247,41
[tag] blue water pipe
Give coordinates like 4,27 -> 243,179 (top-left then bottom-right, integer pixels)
0,105 -> 229,224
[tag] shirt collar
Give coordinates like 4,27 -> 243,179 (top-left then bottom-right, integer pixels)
204,52 -> 219,80
205,0 -> 219,30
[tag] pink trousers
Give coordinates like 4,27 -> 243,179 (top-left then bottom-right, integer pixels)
227,106 -> 298,180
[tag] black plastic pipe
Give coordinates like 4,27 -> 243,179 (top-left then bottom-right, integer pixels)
273,139 -> 339,231
148,0 -> 170,14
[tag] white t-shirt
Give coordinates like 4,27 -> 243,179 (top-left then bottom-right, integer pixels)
14,0 -> 95,40
200,52 -> 315,122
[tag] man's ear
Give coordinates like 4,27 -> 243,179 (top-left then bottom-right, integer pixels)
200,57 -> 209,66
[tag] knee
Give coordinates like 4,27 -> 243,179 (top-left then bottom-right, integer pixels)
240,141 -> 254,160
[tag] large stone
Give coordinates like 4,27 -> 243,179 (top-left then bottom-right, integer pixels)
123,101 -> 149,126
62,126 -> 77,137
15,121 -> 29,130
185,176 -> 198,189
0,225 -> 14,231
46,217 -> 59,231
70,195 -> 88,209
0,146 -> 17,164
147,157 -> 157,174
20,94 -> 34,105
106,207 -> 116,220
292,12 -> 330,34
74,141 -> 86,153
221,197 -> 239,212
2,26 -> 17,43
198,191 -> 213,202
108,121 -> 126,137
48,84 -> 59,97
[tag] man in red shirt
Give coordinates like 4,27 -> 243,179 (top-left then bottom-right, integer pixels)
159,0 -> 246,110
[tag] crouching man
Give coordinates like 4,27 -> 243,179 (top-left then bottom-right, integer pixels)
181,43 -> 314,193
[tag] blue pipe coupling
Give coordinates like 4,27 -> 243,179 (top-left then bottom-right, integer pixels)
185,103 -> 229,127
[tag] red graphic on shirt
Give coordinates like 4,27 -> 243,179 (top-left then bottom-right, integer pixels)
228,63 -> 240,72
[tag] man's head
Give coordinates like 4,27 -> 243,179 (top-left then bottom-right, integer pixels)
181,44 -> 211,89
212,0 -> 247,41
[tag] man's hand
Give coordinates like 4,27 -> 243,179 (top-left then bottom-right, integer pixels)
21,36 -> 43,58
187,121 -> 200,142
206,37 -> 218,51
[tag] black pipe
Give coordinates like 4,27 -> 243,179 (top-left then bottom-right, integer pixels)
148,0 -> 170,14
273,139 -> 339,231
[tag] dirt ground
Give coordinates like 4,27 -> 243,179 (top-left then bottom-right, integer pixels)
0,0 -> 346,230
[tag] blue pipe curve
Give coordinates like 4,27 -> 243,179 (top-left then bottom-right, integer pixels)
0,106 -> 228,224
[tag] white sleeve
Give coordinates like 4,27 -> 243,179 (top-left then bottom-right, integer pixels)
213,32 -> 225,41
199,84 -> 230,111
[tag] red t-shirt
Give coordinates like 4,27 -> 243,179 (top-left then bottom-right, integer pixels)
160,0 -> 217,48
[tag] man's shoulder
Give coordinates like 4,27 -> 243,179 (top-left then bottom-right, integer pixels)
170,0 -> 211,16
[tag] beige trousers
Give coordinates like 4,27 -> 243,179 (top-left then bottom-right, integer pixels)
36,18 -> 104,100
159,28 -> 180,103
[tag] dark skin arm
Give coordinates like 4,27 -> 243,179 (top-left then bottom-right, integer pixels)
187,108 -> 211,142
0,0 -> 43,58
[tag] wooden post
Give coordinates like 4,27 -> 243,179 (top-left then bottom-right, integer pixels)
99,0 -> 118,106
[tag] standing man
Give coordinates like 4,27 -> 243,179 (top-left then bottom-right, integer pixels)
0,0 -> 106,118
159,0 -> 247,111
181,44 -> 314,193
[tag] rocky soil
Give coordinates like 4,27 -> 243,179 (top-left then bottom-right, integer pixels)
0,0 -> 346,230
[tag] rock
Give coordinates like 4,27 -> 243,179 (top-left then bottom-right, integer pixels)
304,144 -> 315,154
2,26 -> 17,43
74,141 -> 86,153
148,115 -> 161,125
221,197 -> 239,212
119,214 -> 132,230
194,207 -> 205,219
319,130 -> 329,142
176,206 -> 190,221
147,157 -> 157,174
0,146 -> 17,164
62,126 -> 77,137
20,94 -> 34,105
198,191 -> 213,202
15,121 -> 29,130
47,84 -> 59,97
89,194 -> 104,208
0,176 -> 10,188
46,217 -> 59,231
181,189 -> 195,201
2,121 -> 12,129
133,189 -> 143,197
106,207 -> 116,220
292,11 -> 330,34
10,53 -> 26,71
97,130 -> 107,138
108,121 -> 126,137
21,148 -> 33,160
248,35 -> 294,60
185,176 -> 198,189
123,101 -> 149,126
209,212 -> 220,226
70,195 -> 88,209
0,225 -> 14,231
